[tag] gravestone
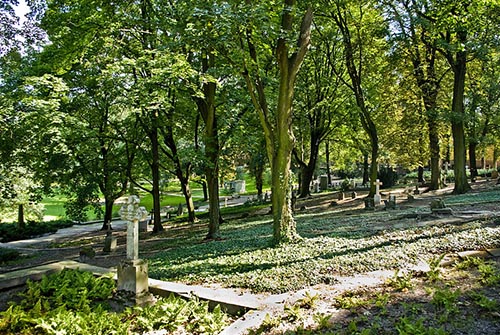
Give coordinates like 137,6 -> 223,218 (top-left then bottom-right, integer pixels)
430,198 -> 453,215
313,180 -> 320,193
320,175 -> 328,191
103,228 -> 117,253
364,197 -> 375,210
139,220 -> 148,232
492,170 -> 499,179
351,180 -> 356,189
351,191 -> 357,199
384,194 -> 397,210
414,184 -> 420,195
79,246 -> 95,262
338,192 -> 345,201
373,179 -> 383,205
117,195 -> 153,306
177,203 -> 183,216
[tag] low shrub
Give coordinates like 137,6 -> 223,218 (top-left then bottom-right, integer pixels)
0,247 -> 20,264
0,219 -> 73,243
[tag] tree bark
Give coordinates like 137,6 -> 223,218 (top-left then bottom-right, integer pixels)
326,141 -> 332,186
150,123 -> 163,232
17,204 -> 25,230
469,142 -> 478,180
241,3 -> 312,244
196,50 -> 221,240
449,35 -> 471,194
102,198 -> 114,230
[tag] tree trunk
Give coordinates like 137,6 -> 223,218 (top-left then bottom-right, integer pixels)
17,204 -> 25,230
427,118 -> 441,189
297,138 -> 320,198
101,198 -> 114,230
368,127 -> 379,197
450,43 -> 471,194
151,125 -> 163,232
197,51 -> 221,240
254,162 -> 264,197
179,177 -> 196,223
469,142 -> 478,180
201,180 -> 208,201
241,3 -> 312,245
326,141 -> 332,186
418,166 -> 424,183
271,125 -> 298,244
362,152 -> 369,185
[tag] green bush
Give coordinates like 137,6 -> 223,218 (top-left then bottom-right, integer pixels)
378,166 -> 398,188
0,219 -> 74,243
0,247 -> 20,264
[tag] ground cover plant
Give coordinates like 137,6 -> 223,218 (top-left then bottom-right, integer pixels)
148,188 -> 500,293
248,257 -> 500,334
0,269 -> 229,335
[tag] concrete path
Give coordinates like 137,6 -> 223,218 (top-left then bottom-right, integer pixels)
0,220 -> 128,250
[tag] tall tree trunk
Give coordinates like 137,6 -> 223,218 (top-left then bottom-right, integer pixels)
17,204 -> 25,230
241,3 -> 312,244
179,176 -> 196,223
254,161 -> 264,197
151,124 -> 163,232
362,151 -> 369,185
427,118 -> 441,189
196,51 -> 221,240
450,38 -> 471,194
326,141 -> 332,186
469,142 -> 478,180
418,166 -> 424,183
295,138 -> 320,198
102,198 -> 114,230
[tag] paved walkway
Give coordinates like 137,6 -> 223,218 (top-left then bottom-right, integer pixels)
0,220 -> 128,250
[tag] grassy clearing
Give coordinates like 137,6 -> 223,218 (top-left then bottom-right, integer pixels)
148,189 -> 500,294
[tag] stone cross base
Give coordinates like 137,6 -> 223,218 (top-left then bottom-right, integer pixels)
373,194 -> 381,206
117,259 -> 150,296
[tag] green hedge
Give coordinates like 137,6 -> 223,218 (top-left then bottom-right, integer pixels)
0,219 -> 74,243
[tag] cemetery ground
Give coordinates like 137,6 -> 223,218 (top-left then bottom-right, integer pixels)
1,180 -> 500,334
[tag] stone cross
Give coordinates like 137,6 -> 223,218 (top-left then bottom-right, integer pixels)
373,179 -> 383,205
120,195 -> 148,260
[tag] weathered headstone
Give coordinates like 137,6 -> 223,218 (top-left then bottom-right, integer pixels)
364,197 -> 375,210
320,175 -> 328,191
414,184 -> 420,195
338,192 -> 345,201
117,195 -> 153,306
313,180 -> 320,193
430,198 -> 453,215
103,228 -> 117,253
373,179 -> 383,205
177,203 -> 183,216
384,194 -> 397,210
79,246 -> 95,262
351,191 -> 357,199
